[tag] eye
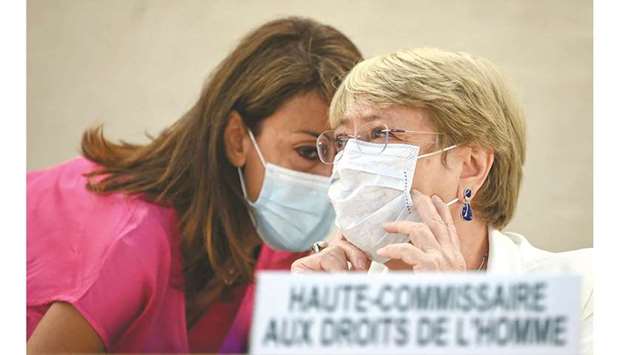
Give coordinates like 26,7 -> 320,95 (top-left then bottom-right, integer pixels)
295,146 -> 319,161
369,126 -> 388,140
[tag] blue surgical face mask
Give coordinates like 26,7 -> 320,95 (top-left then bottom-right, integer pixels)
237,130 -> 335,251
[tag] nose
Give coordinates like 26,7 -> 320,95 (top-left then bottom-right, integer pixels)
316,161 -> 333,177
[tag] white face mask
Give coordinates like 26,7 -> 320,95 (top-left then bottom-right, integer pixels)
328,139 -> 457,263
238,130 -> 335,251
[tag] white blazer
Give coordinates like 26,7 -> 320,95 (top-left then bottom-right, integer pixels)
368,227 -> 593,355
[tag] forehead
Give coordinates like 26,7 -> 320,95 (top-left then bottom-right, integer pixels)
266,91 -> 330,133
336,103 -> 436,132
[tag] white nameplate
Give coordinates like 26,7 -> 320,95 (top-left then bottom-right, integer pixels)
250,272 -> 581,355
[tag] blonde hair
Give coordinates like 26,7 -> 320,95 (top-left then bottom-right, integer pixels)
330,48 -> 526,229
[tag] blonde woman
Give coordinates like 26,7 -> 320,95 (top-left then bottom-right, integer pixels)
292,48 -> 592,354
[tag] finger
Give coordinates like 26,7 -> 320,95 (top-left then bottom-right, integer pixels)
291,254 -> 324,273
412,190 -> 451,246
376,243 -> 431,266
384,259 -> 412,270
431,194 -> 461,249
383,220 -> 440,251
331,239 -> 371,271
318,247 -> 349,272
290,247 -> 348,272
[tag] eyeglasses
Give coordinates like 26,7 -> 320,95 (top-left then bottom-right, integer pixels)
316,122 -> 444,164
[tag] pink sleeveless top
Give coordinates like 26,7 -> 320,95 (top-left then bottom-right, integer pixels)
27,157 -> 306,352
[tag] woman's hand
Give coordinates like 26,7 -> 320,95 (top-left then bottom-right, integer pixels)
291,233 -> 371,272
377,190 -> 467,272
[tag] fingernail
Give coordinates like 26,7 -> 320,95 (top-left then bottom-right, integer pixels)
355,257 -> 368,269
376,248 -> 386,256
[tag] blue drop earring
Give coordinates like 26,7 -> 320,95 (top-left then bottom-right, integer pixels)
461,188 -> 474,221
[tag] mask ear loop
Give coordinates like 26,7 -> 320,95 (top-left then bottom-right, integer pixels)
237,168 -> 250,199
446,197 -> 459,206
237,167 -> 258,227
237,128 -> 265,210
405,144 -> 459,210
417,144 -> 458,159
246,129 -> 266,167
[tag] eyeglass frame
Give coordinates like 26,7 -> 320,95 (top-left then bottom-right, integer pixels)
316,126 -> 451,165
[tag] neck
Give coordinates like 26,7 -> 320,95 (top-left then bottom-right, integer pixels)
453,215 -> 489,270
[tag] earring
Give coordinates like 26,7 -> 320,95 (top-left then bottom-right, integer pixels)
461,187 -> 473,221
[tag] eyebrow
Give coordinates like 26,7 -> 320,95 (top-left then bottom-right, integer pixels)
338,113 -> 385,127
294,130 -> 321,137
342,113 -> 384,122
359,113 -> 384,121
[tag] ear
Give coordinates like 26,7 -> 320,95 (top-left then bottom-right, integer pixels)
224,111 -> 250,168
458,144 -> 494,200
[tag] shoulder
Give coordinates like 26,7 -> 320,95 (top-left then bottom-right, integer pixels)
28,156 -> 178,243
27,157 -> 180,304
28,157 -> 185,349
28,156 -> 97,184
491,229 -> 593,318
107,195 -> 178,270
496,230 -> 592,275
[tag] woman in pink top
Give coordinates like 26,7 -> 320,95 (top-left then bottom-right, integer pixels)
27,17 -> 362,353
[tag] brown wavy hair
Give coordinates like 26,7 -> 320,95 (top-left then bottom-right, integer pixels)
80,17 -> 362,325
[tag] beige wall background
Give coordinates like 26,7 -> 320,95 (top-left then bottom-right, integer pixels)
27,0 -> 592,252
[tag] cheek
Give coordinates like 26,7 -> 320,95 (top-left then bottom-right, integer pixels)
310,162 -> 333,177
411,158 -> 458,197
411,159 -> 436,193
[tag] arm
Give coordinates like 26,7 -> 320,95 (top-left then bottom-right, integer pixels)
27,302 -> 104,354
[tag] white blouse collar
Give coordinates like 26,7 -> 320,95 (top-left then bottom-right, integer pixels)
486,226 -> 524,273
